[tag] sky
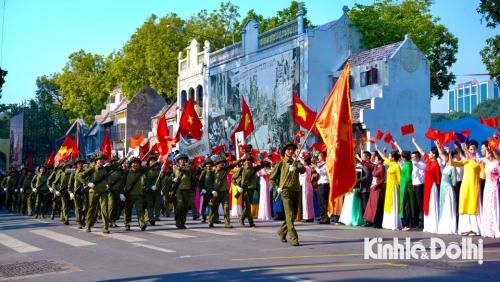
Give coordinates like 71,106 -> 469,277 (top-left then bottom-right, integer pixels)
0,0 -> 497,113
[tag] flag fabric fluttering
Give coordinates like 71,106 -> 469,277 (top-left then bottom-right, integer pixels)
130,132 -> 144,150
400,124 -> 414,136
231,96 -> 255,144
178,100 -> 203,140
54,135 -> 74,164
45,151 -> 55,167
156,115 -> 170,144
100,131 -> 113,160
292,90 -> 318,134
383,132 -> 393,144
314,63 -> 355,215
72,137 -> 80,159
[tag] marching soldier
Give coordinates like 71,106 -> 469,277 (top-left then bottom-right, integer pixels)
189,164 -> 201,221
208,155 -> 242,228
143,154 -> 161,226
77,153 -> 126,233
107,156 -> 126,228
68,157 -> 87,229
172,154 -> 192,229
32,165 -> 50,218
270,142 -> 305,246
21,168 -> 36,216
17,168 -> 27,214
119,156 -> 157,231
1,168 -> 20,213
199,158 -> 215,223
47,163 -> 64,220
52,162 -> 73,225
159,165 -> 173,217
232,154 -> 265,228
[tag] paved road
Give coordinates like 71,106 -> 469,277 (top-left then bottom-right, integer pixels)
0,210 -> 499,281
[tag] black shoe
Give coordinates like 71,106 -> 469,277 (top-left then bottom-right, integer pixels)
141,225 -> 147,231
193,214 -> 200,220
224,225 -> 233,228
290,242 -> 300,246
417,223 -> 424,229
166,214 -> 170,217
156,218 -> 161,221
319,219 -> 330,224
78,224 -> 83,229
301,219 -> 314,223
35,214 -> 39,218
374,225 -> 382,229
125,226 -> 131,231
150,220 -> 155,226
176,224 -> 181,229
214,220 -> 222,224
249,223 -> 256,228
208,223 -> 214,228
103,229 -> 110,234
180,225 -> 187,229
64,221 -> 69,225
362,223 -> 373,227
51,214 -> 55,220
86,228 -> 91,232
278,231 -> 287,243
201,219 -> 206,223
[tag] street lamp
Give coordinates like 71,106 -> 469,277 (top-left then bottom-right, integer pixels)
166,25 -> 228,49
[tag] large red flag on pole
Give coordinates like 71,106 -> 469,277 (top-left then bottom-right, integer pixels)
178,100 -> 203,140
100,130 -> 113,160
315,63 -> 355,216
292,90 -> 318,135
231,96 -> 255,144
72,137 -> 80,159
54,135 -> 74,163
46,151 -> 55,167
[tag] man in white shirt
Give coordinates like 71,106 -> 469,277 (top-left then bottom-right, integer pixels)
411,151 -> 426,229
311,151 -> 330,224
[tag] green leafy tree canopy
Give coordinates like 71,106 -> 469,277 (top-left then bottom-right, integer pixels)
349,0 -> 458,99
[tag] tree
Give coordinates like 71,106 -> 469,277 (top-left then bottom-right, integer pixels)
0,67 -> 6,98
477,0 -> 500,83
57,50 -> 111,125
111,13 -> 187,102
349,0 -> 458,99
471,98 -> 500,119
238,1 -> 314,34
431,111 -> 470,122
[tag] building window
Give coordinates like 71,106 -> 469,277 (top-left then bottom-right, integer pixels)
494,84 -> 498,98
189,88 -> 195,101
119,123 -> 125,140
180,90 -> 187,109
458,97 -> 463,112
465,87 -> 470,96
472,85 -> 477,95
359,68 -> 378,87
480,83 -> 488,102
449,90 -> 455,111
168,125 -> 174,136
197,85 -> 203,107
458,89 -> 463,97
471,94 -> 477,110
465,96 -> 470,112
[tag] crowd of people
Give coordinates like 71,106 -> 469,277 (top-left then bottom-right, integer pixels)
1,135 -> 499,245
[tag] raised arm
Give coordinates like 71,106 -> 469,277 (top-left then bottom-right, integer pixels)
393,140 -> 403,154
412,137 -> 425,156
374,142 -> 386,159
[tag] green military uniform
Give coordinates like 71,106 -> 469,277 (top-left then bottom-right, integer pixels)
52,163 -> 73,224
208,156 -> 242,227
159,169 -> 173,217
77,154 -> 125,232
232,155 -> 264,227
189,170 -> 201,220
106,158 -> 125,227
21,170 -> 35,216
69,158 -> 87,228
269,142 -> 305,246
47,165 -> 63,220
172,154 -> 192,228
31,166 -> 50,218
17,169 -> 27,214
143,155 -> 161,225
119,157 -> 157,231
1,169 -> 20,213
199,159 -> 217,223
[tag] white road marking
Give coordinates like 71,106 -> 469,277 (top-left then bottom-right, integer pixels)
30,229 -> 96,247
148,230 -> 196,239
0,233 -> 43,253
189,229 -> 241,236
132,243 -> 175,253
106,233 -> 148,242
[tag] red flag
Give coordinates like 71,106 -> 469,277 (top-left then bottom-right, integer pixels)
212,145 -> 225,155
461,130 -> 471,139
369,137 -> 376,144
130,132 -> 144,150
443,131 -> 454,144
27,149 -> 33,169
314,63 -> 355,215
193,156 -> 204,166
375,130 -> 384,141
261,151 -> 268,159
488,137 -> 500,150
361,135 -> 368,142
400,124 -> 414,136
425,126 -> 437,140
488,117 -> 500,129
156,115 -> 170,144
139,140 -> 150,160
100,131 -> 113,160
390,141 -> 397,151
179,100 -> 203,140
45,151 -> 55,167
309,142 -> 327,152
383,132 -> 393,144
295,130 -> 305,139
157,137 -> 175,161
72,137 -> 80,159
231,97 -> 255,143
54,135 -> 74,163
293,90 -> 318,134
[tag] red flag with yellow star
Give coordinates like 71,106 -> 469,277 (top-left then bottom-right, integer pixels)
231,96 -> 254,143
100,130 -> 113,160
315,63 -> 355,215
292,91 -> 318,134
179,100 -> 203,140
488,137 -> 500,150
54,135 -> 74,163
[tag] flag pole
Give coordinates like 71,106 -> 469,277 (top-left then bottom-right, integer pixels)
252,132 -> 260,151
275,126 -> 315,201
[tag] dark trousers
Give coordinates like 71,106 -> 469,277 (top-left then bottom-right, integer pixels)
402,188 -> 415,228
455,181 -> 462,224
317,183 -> 330,220
412,184 -> 424,227
361,191 -> 370,218
374,196 -> 384,227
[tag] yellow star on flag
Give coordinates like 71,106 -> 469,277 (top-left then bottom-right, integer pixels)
490,140 -> 497,147
59,146 -> 67,154
295,103 -> 307,121
244,114 -> 250,130
187,115 -> 194,125
339,122 -> 349,141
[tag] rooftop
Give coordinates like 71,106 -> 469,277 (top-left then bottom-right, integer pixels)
346,41 -> 402,67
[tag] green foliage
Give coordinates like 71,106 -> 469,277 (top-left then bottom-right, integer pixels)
112,13 -> 186,102
477,0 -> 500,83
0,67 -> 7,99
431,112 -> 470,122
471,98 -> 500,119
238,1 -> 314,34
57,50 -> 111,125
348,0 -> 458,99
